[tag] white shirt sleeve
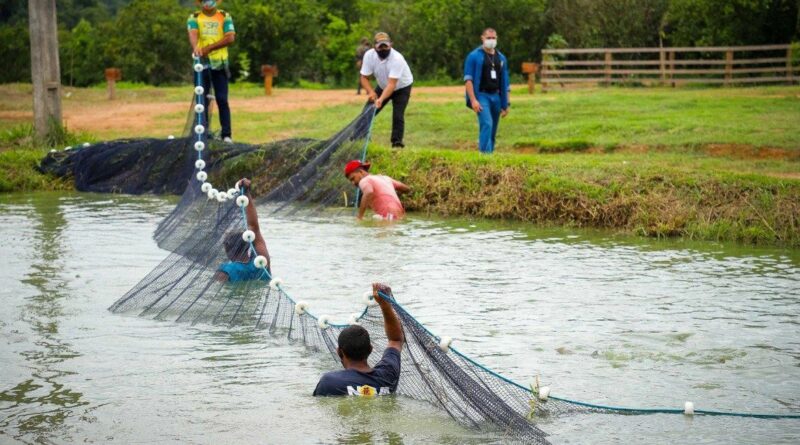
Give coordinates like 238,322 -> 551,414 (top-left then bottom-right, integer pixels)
360,50 -> 375,76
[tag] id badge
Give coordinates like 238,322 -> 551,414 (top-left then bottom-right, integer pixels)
490,69 -> 497,79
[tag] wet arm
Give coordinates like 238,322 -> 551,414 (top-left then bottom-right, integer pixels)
374,285 -> 404,350
245,192 -> 268,258
358,191 -> 373,219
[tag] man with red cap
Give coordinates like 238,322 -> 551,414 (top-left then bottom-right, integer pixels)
344,160 -> 410,220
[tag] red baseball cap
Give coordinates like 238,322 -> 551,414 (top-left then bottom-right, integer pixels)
344,160 -> 371,176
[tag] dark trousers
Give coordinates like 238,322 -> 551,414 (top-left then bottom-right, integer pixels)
372,85 -> 411,146
201,68 -> 231,138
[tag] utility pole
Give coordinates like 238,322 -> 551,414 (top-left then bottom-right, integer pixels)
28,0 -> 62,140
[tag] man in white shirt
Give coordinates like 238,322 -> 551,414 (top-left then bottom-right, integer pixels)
359,32 -> 414,149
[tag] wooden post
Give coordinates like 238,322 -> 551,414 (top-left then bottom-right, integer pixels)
669,50 -> 676,87
787,46 -> 794,84
261,64 -> 278,96
724,50 -> 733,86
522,62 -> 538,94
541,58 -> 548,93
659,48 -> 666,85
28,0 -> 62,139
604,51 -> 612,86
105,68 -> 121,100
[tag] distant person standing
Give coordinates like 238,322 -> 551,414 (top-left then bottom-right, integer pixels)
463,28 -> 510,154
187,0 -> 236,144
355,37 -> 371,95
360,32 -> 414,149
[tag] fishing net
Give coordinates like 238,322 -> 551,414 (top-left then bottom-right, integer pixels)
40,61 -> 799,444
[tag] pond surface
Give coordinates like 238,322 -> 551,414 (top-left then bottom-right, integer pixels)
1,192 -> 799,444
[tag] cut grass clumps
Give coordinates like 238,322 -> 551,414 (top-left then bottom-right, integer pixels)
513,139 -> 592,153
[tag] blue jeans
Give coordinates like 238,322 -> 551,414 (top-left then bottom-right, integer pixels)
476,92 -> 501,153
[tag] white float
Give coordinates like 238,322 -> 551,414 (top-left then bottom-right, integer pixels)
194,141 -> 205,152
236,195 -> 249,208
438,336 -> 453,352
348,313 -> 361,325
207,188 -> 218,199
193,63 -> 204,73
269,277 -> 284,290
195,159 -> 206,170
227,188 -> 237,196
167,135 -> 175,140
254,255 -> 268,268
194,124 -> 205,135
317,315 -> 330,329
82,142 -> 90,147
196,171 -> 207,182
294,301 -> 309,316
242,230 -> 256,243
538,386 -> 551,401
194,104 -> 204,114
684,401 -> 694,416
363,290 -> 378,306
201,182 -> 213,193
194,86 -> 204,95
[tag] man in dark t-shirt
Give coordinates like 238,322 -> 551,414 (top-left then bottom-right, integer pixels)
313,283 -> 404,396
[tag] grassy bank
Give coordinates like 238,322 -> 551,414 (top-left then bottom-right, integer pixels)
1,83 -> 798,246
365,146 -> 800,246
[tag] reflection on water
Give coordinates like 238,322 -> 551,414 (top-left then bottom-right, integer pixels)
1,193 -> 91,443
0,192 -> 799,444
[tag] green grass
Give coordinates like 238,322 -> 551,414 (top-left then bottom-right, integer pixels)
1,82 -> 798,246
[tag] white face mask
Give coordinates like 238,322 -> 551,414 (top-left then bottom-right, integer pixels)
483,38 -> 497,50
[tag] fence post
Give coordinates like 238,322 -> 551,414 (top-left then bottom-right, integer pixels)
788,46 -> 794,85
724,50 -> 733,86
261,64 -> 278,95
604,51 -> 612,86
659,48 -> 666,85
669,50 -> 676,87
522,62 -> 538,94
541,56 -> 548,93
105,68 -> 121,100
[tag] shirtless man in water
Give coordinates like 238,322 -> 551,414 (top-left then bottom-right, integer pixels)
344,160 -> 410,220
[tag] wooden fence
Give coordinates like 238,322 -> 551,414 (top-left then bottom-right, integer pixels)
540,44 -> 798,91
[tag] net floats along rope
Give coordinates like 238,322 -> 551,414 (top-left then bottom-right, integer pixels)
195,159 -> 206,170
254,255 -> 268,269
317,315 -> 331,329
684,401 -> 694,416
242,230 -> 255,243
216,192 -> 228,203
194,141 -> 205,152
227,188 -> 238,196
348,313 -> 361,325
294,301 -> 309,316
236,196 -> 249,208
201,182 -> 213,193
363,290 -> 378,306
537,386 -> 551,401
168,135 -> 175,140
194,124 -> 205,135
194,104 -> 205,114
438,336 -> 453,352
207,188 -> 218,199
64,146 -> 72,151
82,142 -> 90,147
49,149 -> 56,153
194,86 -> 204,95
193,63 -> 204,73
269,277 -> 284,290
196,171 -> 208,182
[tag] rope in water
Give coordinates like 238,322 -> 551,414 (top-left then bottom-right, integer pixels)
183,60 -> 799,421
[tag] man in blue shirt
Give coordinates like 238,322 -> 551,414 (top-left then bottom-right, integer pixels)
463,28 -> 511,154
215,178 -> 271,283
313,283 -> 404,396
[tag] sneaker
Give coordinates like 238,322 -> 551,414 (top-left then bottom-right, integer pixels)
223,137 -> 234,144
391,142 -> 405,149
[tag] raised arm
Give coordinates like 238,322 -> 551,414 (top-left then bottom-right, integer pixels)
237,178 -> 268,259
373,283 -> 404,351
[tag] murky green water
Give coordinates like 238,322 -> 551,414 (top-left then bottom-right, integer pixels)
1,192 -> 799,444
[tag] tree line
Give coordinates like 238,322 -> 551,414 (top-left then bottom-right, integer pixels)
2,0 -> 798,86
